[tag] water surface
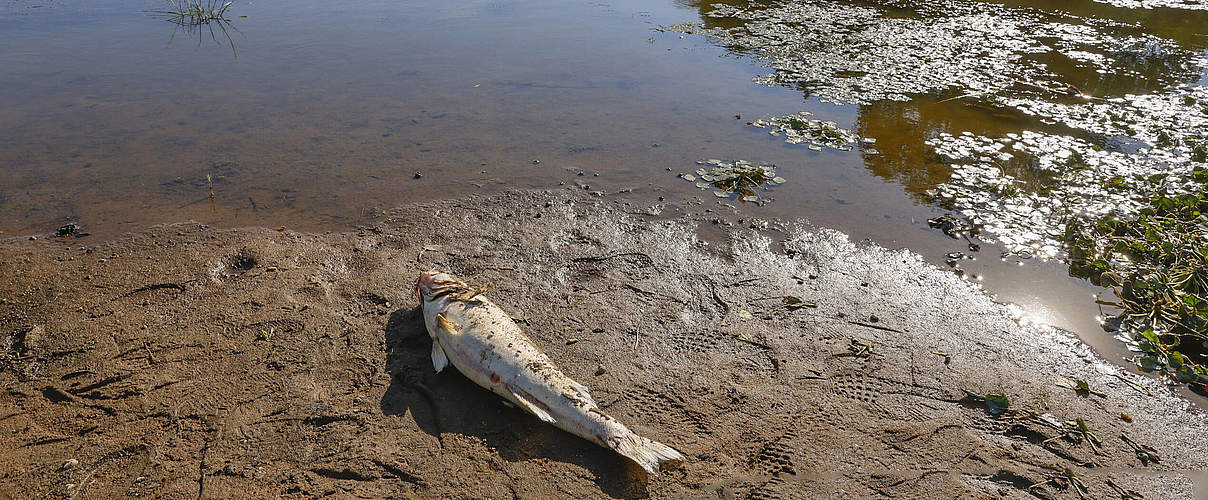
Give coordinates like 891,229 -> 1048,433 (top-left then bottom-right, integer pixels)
3,0 -> 1207,393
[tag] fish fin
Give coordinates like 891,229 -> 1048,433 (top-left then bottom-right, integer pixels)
506,385 -> 556,424
610,431 -> 684,475
431,340 -> 449,373
569,380 -> 597,407
435,313 -> 460,335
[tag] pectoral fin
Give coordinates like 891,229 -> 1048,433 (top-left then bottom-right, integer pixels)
506,384 -> 556,424
435,313 -> 460,335
431,340 -> 449,373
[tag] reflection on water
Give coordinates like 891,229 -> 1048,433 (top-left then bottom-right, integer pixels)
145,0 -> 243,58
853,98 -> 1044,197
678,0 -> 1205,217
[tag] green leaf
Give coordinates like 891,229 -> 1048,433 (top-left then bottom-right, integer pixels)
985,393 -> 1009,415
1176,364 -> 1197,382
1169,350 -> 1185,369
1141,329 -> 1160,346
1139,355 -> 1162,371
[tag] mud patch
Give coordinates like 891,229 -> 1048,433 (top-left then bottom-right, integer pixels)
0,190 -> 1205,498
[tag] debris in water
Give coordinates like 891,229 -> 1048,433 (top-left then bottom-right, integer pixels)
680,159 -> 785,203
750,112 -> 862,151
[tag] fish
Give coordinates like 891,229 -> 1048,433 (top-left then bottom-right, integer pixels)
416,270 -> 684,474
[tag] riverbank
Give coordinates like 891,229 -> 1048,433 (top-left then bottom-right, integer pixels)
1,190 -> 1204,498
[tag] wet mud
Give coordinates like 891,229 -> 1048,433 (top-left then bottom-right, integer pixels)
2,190 -> 1205,498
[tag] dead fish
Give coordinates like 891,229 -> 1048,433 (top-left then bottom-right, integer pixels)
417,270 -> 684,474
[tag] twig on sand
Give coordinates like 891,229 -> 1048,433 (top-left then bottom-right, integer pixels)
417,246 -> 440,264
1111,373 -> 1151,396
708,279 -> 730,316
847,320 -> 903,333
197,437 -> 211,500
113,281 -> 195,301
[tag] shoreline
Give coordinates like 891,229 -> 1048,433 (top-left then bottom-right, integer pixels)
2,189 -> 1204,498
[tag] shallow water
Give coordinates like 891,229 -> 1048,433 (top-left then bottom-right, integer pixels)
1,0 -> 1206,393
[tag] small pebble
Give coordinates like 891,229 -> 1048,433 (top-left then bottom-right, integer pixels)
594,364 -> 606,376
62,459 -> 79,470
413,171 -> 422,179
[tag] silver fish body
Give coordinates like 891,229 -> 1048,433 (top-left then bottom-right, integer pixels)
417,270 -> 683,474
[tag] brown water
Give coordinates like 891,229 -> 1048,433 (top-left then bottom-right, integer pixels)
1,0 -> 1206,388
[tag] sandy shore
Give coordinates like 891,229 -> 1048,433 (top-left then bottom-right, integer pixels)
1,190 -> 1205,498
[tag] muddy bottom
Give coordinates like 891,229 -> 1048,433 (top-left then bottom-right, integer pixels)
1,190 -> 1204,498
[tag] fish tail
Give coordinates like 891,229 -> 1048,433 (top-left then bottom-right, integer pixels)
611,431 -> 684,475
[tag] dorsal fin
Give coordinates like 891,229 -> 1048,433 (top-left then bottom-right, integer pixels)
569,380 -> 597,407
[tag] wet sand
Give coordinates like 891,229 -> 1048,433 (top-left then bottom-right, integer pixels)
1,190 -> 1204,498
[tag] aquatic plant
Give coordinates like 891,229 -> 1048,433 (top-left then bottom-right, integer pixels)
1065,181 -> 1208,388
680,159 -> 785,203
664,0 -> 1196,106
147,0 -> 234,25
749,112 -> 870,152
146,0 -> 241,57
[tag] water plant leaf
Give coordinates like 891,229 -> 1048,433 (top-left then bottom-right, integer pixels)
1140,329 -> 1160,347
681,159 -> 785,202
1139,355 -> 1162,372
1169,351 -> 1185,369
984,393 -> 1009,415
1074,417 -> 1090,434
1059,377 -> 1109,398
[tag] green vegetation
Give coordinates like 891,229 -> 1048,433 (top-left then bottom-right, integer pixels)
147,0 -> 234,25
680,160 -> 786,203
145,0 -> 240,57
1064,169 -> 1208,389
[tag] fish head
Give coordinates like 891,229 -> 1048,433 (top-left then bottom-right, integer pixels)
417,270 -> 466,304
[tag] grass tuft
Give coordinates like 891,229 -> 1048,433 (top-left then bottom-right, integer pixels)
146,0 -> 234,25
145,0 -> 241,58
